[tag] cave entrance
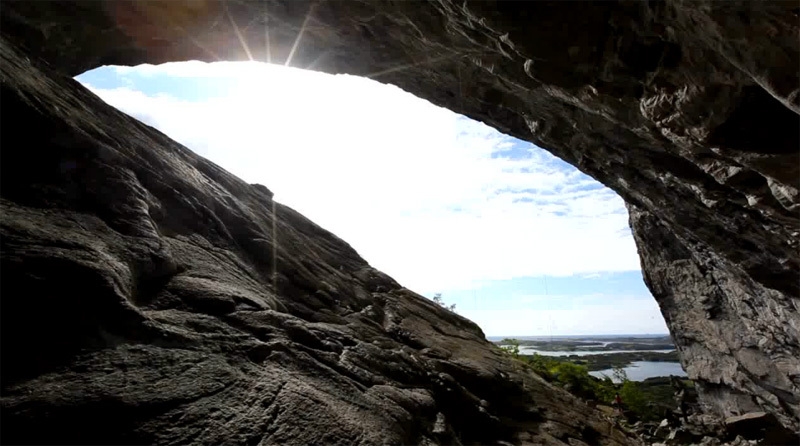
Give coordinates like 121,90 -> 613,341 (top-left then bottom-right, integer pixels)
76,60 -> 669,342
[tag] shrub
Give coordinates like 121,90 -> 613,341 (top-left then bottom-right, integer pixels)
615,370 -> 662,421
500,338 -> 520,358
512,354 -> 669,422
523,354 -> 616,402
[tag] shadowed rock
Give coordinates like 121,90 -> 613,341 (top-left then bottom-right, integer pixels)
1,0 -> 798,439
0,36 -> 634,445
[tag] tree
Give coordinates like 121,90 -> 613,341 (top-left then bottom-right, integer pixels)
613,367 -> 655,420
431,293 -> 457,313
612,365 -> 627,384
500,338 -> 520,358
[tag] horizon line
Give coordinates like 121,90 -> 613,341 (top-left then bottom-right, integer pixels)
486,333 -> 671,338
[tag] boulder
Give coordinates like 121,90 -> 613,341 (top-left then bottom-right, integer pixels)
653,419 -> 672,440
724,412 -> 799,445
666,427 -> 702,445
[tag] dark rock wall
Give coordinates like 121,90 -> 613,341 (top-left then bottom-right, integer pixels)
0,37 -> 635,445
1,0 -> 798,434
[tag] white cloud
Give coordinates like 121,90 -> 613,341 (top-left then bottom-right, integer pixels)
111,61 -> 262,78
460,295 -> 668,337
78,62 -> 642,295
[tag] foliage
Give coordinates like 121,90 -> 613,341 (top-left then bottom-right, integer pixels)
500,338 -> 520,358
594,375 -> 617,403
516,354 -> 666,422
612,365 -> 627,383
620,380 -> 649,418
614,368 -> 663,422
431,293 -> 457,312
524,354 -> 614,402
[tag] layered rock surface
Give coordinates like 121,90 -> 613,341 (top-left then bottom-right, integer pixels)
1,0 -> 799,437
0,37 -> 635,445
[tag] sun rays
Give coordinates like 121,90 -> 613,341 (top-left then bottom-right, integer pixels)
221,0 -> 316,68
366,51 -> 470,79
285,2 -> 317,67
264,2 -> 272,64
223,0 -> 254,61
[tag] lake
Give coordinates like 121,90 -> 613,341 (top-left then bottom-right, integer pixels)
491,335 -> 683,382
589,361 -> 687,382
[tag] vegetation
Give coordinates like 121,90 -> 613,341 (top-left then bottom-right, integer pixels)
499,344 -> 688,423
561,351 -> 680,371
494,338 -> 678,371
432,293 -> 457,312
503,336 -> 674,352
499,338 -> 520,357
524,353 -> 617,403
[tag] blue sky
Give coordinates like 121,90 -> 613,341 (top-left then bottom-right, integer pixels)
76,61 -> 668,336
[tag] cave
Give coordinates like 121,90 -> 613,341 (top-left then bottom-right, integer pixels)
0,1 -> 797,444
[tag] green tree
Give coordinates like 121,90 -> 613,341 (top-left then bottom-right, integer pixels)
526,353 -> 555,380
522,354 -> 618,404
614,368 -> 659,421
549,362 -> 597,399
504,350 -> 664,422
500,338 -> 520,358
594,375 -> 616,403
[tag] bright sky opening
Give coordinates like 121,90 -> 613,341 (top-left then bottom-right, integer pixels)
76,61 -> 669,337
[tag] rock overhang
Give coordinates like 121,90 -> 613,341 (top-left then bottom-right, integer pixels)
1,0 -> 798,436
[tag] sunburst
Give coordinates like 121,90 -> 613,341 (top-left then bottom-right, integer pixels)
223,0 -> 254,61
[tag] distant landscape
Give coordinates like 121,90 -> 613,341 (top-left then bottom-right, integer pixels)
495,334 -> 674,351
490,334 -> 685,382
489,334 -> 693,424
487,334 -> 673,343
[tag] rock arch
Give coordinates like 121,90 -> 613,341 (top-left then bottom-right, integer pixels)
1,0 -> 798,438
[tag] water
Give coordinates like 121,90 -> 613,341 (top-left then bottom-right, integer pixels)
590,361 -> 687,382
517,347 -> 675,357
491,335 -> 683,382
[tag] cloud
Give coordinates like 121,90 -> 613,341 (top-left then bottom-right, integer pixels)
459,295 -> 668,337
77,62 -> 642,295
111,61 -> 262,78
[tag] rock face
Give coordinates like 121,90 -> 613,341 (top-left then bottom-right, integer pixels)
1,0 -> 798,437
723,411 -> 797,444
0,37 -> 636,445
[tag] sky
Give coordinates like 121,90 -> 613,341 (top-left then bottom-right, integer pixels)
75,61 -> 669,337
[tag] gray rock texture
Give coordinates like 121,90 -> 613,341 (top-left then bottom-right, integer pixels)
0,36 -> 635,445
1,0 -> 798,439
